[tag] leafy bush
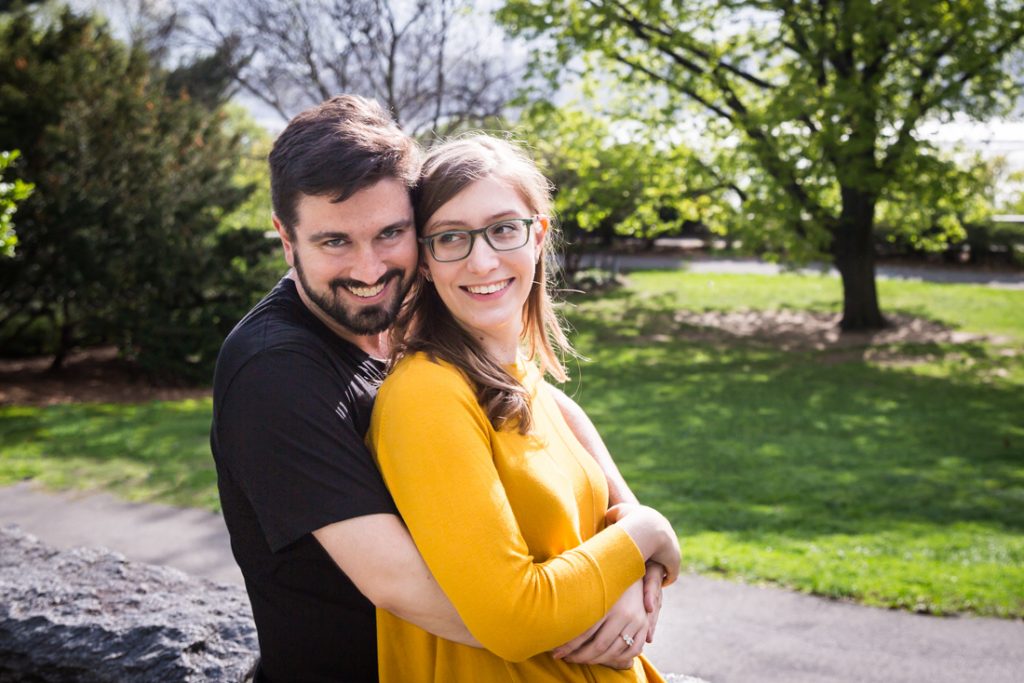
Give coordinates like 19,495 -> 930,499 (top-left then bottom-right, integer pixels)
0,149 -> 32,258
0,8 -> 277,381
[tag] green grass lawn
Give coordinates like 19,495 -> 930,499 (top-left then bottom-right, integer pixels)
0,399 -> 219,509
596,270 -> 1024,340
562,272 -> 1024,618
1,270 -> 1022,617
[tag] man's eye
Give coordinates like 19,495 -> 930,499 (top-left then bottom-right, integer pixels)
380,227 -> 406,240
324,238 -> 348,247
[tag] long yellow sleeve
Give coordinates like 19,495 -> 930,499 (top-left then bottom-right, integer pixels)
369,354 -> 646,663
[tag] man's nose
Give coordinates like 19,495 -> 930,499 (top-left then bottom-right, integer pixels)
348,245 -> 389,284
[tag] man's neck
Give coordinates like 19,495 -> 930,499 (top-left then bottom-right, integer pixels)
288,271 -> 390,360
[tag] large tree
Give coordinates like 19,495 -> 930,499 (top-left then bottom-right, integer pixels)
184,0 -> 517,135
499,0 -> 1024,330
0,8 -> 275,378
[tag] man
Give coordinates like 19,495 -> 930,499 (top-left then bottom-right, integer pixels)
211,95 -> 657,683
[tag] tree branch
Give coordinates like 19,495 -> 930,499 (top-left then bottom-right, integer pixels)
880,23 -> 1024,178
599,0 -> 777,90
607,53 -> 733,121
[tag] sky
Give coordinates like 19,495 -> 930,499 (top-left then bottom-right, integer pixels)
919,118 -> 1024,172
71,0 -> 1024,201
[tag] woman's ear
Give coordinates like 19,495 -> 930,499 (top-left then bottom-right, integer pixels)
534,215 -> 549,249
534,217 -> 549,263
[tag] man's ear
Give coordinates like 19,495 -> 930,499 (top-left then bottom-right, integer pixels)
272,214 -> 295,268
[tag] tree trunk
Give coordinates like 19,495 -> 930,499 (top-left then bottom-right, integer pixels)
833,186 -> 887,331
48,299 -> 73,372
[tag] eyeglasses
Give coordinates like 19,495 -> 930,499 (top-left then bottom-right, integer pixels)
418,217 -> 537,263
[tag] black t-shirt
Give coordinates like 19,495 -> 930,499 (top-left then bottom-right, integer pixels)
211,277 -> 398,683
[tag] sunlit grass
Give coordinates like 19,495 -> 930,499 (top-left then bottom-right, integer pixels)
619,271 -> 1024,340
0,399 -> 219,510
560,271 -> 1024,617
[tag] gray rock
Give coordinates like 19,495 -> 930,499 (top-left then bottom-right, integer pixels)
0,525 -> 257,682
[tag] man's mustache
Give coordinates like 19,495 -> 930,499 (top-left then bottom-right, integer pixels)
329,268 -> 404,292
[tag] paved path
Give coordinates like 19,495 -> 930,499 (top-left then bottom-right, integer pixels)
1,481 -> 1022,683
578,253 -> 1024,288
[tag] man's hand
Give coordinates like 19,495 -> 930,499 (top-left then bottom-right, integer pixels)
550,580 -> 649,670
642,562 -> 666,643
606,503 -> 681,586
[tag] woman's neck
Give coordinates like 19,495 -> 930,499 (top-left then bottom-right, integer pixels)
467,326 -> 520,367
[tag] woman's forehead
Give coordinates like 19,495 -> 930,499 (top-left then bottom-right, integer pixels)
425,176 -> 532,229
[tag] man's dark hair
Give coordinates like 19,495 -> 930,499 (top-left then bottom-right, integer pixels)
269,95 -> 420,237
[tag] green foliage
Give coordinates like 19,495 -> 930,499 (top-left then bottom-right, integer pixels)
217,104 -> 273,234
514,101 -> 740,251
162,35 -> 242,110
0,8 -> 277,380
1004,168 -> 1024,215
499,0 -> 1024,327
980,167 -> 1024,265
0,1 -> 44,12
0,149 -> 32,257
875,151 -> 992,253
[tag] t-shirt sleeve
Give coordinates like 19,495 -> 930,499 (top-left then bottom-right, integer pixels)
216,348 -> 397,552
369,357 -> 645,662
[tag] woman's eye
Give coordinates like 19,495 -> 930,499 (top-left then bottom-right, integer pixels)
437,232 -> 467,245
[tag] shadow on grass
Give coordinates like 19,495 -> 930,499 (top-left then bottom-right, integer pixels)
564,339 -> 1024,539
0,398 -> 218,510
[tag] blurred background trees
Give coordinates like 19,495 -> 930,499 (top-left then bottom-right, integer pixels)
0,6 -> 276,380
516,100 -> 742,278
180,0 -> 517,137
499,0 -> 1024,329
1,0 -> 1022,381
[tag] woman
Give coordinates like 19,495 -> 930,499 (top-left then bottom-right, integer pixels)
368,134 -> 680,682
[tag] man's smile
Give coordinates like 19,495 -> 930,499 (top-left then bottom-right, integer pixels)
344,281 -> 388,299
330,271 -> 401,304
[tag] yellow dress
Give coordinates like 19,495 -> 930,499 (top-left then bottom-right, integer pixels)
368,353 -> 665,682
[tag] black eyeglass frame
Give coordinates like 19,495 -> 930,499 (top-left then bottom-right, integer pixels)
418,217 -> 537,263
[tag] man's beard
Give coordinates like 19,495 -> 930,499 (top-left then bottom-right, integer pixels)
293,253 -> 410,336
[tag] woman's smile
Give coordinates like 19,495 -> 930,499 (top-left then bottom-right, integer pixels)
462,278 -> 515,298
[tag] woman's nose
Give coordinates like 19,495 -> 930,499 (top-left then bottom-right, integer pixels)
464,236 -> 500,274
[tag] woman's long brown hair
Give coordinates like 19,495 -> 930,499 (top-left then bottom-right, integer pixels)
389,134 -> 573,434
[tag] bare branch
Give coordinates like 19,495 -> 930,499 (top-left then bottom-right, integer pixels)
182,0 -> 515,132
